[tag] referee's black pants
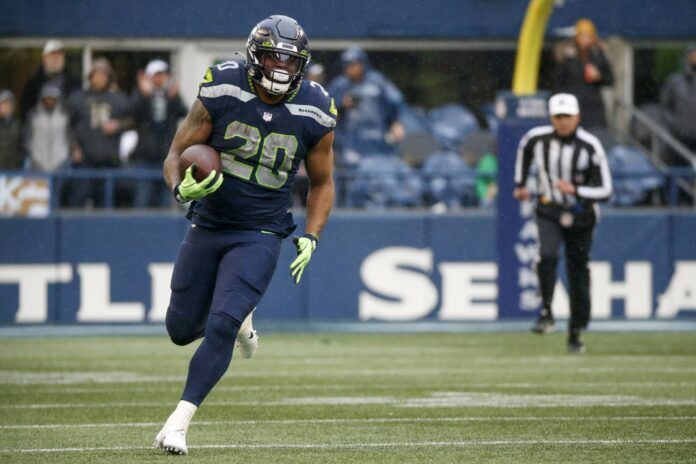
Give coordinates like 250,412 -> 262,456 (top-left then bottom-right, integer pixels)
536,213 -> 594,331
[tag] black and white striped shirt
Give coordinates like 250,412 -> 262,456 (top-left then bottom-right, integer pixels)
514,125 -> 613,205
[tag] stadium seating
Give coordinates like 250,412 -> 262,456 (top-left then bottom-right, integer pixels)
421,150 -> 477,209
428,104 -> 480,151
398,105 -> 431,136
607,144 -> 664,206
345,156 -> 423,208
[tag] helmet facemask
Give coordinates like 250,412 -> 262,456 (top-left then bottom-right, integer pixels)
251,48 -> 307,95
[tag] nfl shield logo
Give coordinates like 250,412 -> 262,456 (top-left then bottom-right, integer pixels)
263,112 -> 273,122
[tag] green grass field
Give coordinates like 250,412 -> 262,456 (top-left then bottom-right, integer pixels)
0,331 -> 695,463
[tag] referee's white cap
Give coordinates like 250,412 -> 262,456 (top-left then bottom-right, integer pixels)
549,93 -> 580,116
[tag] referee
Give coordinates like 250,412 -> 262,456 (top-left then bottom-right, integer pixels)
513,93 -> 612,353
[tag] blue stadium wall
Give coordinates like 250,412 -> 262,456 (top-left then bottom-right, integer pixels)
0,211 -> 694,325
1,0 -> 695,39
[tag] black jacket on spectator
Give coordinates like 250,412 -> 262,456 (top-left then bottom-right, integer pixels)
67,89 -> 131,167
553,45 -> 614,129
0,116 -> 22,169
18,65 -> 81,122
131,89 -> 187,164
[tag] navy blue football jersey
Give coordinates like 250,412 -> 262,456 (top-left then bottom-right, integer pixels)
188,60 -> 337,237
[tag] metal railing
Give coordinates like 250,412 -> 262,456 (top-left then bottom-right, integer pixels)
1,166 -> 694,212
615,99 -> 696,206
48,168 -> 165,209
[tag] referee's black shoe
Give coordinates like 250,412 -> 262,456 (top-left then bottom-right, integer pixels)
531,309 -> 555,334
567,328 -> 586,354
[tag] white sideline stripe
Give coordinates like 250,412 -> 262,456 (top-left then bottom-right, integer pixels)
1,416 -> 695,430
3,439 -> 695,453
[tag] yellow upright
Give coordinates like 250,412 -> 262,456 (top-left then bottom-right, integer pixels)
512,0 -> 556,95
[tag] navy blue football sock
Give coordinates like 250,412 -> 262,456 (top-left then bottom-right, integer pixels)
181,313 -> 240,406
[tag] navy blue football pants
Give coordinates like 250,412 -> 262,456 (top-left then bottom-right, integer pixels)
165,224 -> 282,405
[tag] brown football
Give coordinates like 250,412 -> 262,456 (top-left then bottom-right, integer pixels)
179,144 -> 223,182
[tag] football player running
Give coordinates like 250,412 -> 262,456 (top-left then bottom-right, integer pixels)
155,15 -> 336,454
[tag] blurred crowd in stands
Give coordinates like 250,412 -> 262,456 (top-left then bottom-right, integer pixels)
0,40 -> 187,208
0,20 -> 695,210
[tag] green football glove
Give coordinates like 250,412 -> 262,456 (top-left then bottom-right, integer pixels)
174,164 -> 224,203
290,233 -> 318,284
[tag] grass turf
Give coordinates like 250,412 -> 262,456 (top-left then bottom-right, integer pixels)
0,332 -> 694,463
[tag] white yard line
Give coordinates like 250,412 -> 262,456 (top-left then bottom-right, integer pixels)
2,393 -> 695,409
0,402 -> 168,409
2,438 -> 695,453
2,366 -> 695,385
1,416 -> 695,430
9,381 -> 695,394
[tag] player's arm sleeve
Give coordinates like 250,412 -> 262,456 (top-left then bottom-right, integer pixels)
326,79 -> 348,113
576,140 -> 613,201
301,89 -> 338,150
514,132 -> 535,187
196,65 -> 237,120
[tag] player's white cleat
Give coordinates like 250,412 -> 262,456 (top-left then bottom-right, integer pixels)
236,309 -> 259,359
154,428 -> 188,455
155,400 -> 196,455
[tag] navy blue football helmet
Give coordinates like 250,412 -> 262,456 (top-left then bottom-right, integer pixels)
246,15 -> 310,96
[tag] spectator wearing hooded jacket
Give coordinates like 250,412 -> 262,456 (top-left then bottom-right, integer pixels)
660,45 -> 696,163
66,57 -> 133,207
25,85 -> 70,173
